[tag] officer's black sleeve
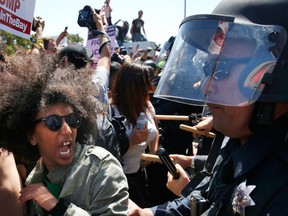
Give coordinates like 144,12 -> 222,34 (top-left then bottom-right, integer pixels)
150,196 -> 191,216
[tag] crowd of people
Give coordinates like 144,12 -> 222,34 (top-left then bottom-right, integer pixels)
1,0 -> 288,215
98,0 -> 147,44
102,0 -> 147,44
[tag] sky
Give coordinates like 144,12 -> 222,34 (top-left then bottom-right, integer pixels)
34,0 -> 221,46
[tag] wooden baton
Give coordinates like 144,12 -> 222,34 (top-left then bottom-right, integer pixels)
179,124 -> 216,138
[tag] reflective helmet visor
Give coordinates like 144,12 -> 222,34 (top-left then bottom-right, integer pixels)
154,15 -> 287,106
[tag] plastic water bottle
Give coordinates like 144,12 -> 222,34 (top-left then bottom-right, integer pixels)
136,112 -> 148,129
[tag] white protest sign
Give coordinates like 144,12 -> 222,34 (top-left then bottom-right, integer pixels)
86,25 -> 116,63
0,0 -> 36,39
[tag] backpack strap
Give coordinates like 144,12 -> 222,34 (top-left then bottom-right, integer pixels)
110,106 -> 129,155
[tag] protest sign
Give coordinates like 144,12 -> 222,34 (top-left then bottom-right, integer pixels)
86,25 -> 116,63
0,0 -> 36,39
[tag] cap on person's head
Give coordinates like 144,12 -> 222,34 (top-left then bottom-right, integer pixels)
59,44 -> 93,69
144,60 -> 157,71
157,61 -> 166,69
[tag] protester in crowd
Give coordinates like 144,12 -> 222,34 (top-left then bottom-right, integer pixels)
144,59 -> 157,109
0,149 -> 26,216
90,7 -> 111,110
59,44 -> 124,162
0,54 -> 27,216
0,50 -> 128,216
101,0 -> 113,26
43,35 -> 66,54
143,59 -> 157,88
58,9 -> 130,166
30,16 -> 67,55
30,16 -> 45,55
115,19 -> 130,46
110,62 -> 159,207
130,10 -> 147,42
134,47 -> 153,62
59,44 -> 93,69
128,0 -> 288,215
108,61 -> 121,97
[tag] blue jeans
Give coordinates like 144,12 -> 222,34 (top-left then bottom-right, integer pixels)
132,33 -> 147,42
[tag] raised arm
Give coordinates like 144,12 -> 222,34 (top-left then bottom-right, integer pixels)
55,29 -> 68,47
92,7 -> 110,71
0,149 -> 26,216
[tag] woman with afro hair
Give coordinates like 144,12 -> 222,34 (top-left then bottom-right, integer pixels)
0,53 -> 128,216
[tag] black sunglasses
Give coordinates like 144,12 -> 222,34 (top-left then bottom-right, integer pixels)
34,113 -> 81,131
203,58 -> 250,81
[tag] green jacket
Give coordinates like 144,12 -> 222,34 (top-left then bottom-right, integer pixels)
26,144 -> 129,215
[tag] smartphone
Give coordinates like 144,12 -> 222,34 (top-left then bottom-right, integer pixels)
157,147 -> 180,179
64,26 -> 68,32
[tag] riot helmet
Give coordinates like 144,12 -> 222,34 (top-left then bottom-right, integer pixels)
157,36 -> 175,63
144,60 -> 157,71
154,0 -> 288,107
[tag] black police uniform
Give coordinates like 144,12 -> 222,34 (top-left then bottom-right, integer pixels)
151,115 -> 288,215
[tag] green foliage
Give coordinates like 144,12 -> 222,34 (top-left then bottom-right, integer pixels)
0,30 -> 31,55
67,33 -> 84,44
0,30 -> 85,55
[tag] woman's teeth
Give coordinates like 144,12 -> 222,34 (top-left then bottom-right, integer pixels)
63,141 -> 71,146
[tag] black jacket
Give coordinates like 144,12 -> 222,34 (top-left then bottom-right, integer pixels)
152,115 -> 288,215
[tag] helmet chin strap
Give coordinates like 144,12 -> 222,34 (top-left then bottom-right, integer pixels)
249,102 -> 275,132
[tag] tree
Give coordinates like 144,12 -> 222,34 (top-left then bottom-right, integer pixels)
0,30 -> 85,55
0,30 -> 31,55
67,33 -> 84,44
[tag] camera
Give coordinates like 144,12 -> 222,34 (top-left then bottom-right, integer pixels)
31,16 -> 42,32
119,46 -> 127,55
111,52 -> 125,64
78,5 -> 101,30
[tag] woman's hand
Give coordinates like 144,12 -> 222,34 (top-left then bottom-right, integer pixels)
129,128 -> 149,146
19,183 -> 58,212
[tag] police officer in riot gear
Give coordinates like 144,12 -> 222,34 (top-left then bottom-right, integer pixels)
128,0 -> 288,215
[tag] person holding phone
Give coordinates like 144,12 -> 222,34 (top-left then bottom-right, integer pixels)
30,17 -> 68,54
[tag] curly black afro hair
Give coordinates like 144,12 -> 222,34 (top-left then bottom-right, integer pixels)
0,53 -> 105,164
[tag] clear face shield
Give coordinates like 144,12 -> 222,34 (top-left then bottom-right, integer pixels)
154,15 -> 287,107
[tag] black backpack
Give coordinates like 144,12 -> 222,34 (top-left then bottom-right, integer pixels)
110,116 -> 129,156
95,114 -> 129,165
